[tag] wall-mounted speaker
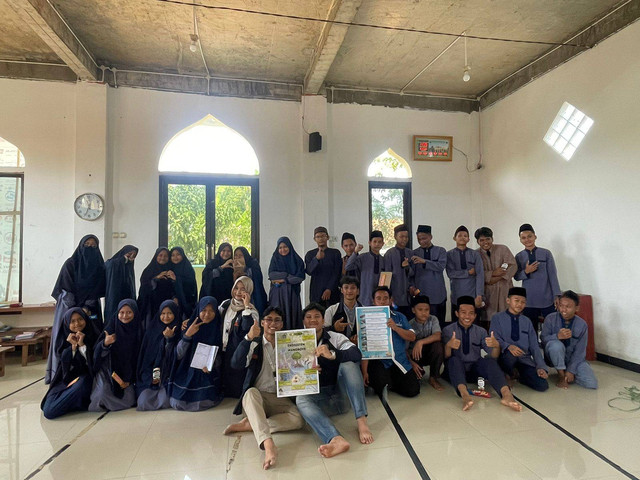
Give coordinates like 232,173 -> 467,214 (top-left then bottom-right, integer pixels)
309,132 -> 322,152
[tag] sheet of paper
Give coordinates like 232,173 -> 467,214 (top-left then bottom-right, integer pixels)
190,342 -> 219,370
356,306 -> 394,360
378,271 -> 392,288
275,328 -> 319,398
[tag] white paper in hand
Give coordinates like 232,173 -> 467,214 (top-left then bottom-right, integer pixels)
190,343 -> 219,370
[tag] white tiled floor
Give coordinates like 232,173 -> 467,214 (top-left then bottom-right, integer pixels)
1,354 -> 639,480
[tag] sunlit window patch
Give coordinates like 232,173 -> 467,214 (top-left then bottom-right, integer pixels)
159,115 -> 259,175
543,102 -> 593,161
367,149 -> 412,178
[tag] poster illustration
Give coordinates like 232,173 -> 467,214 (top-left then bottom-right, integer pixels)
275,328 -> 319,397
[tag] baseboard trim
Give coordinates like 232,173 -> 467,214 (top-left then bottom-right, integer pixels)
596,353 -> 640,374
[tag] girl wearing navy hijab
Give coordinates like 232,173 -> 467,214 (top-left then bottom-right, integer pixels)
268,237 -> 305,329
104,245 -> 138,324
137,247 -> 175,330
170,296 -> 223,411
136,300 -> 181,410
169,247 -> 198,319
47,234 -> 105,384
233,246 -> 268,316
200,242 -> 234,303
41,308 -> 97,419
89,299 -> 141,411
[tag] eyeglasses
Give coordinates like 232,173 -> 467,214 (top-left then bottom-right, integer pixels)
263,318 -> 283,324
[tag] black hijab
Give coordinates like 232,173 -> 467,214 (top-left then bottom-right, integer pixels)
97,299 -> 141,386
52,234 -> 106,305
169,247 -> 198,316
105,245 -> 139,322
200,243 -> 234,301
139,247 -> 171,291
137,299 -> 181,393
53,307 -> 98,362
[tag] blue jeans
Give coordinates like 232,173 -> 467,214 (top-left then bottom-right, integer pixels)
296,362 -> 367,444
545,340 -> 598,389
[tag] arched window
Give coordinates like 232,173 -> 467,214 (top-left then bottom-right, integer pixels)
159,114 -> 259,175
367,149 -> 412,253
367,148 -> 412,178
158,116 -> 260,269
0,136 -> 24,302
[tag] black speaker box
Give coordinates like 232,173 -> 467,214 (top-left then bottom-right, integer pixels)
309,132 -> 322,152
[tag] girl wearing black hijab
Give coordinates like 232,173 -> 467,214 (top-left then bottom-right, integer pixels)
268,237 -> 305,330
47,234 -> 105,384
199,243 -> 234,303
89,299 -> 141,412
137,247 -> 176,330
41,308 -> 98,419
232,246 -> 268,316
169,247 -> 198,318
170,296 -> 224,411
104,245 -> 138,324
136,300 -> 181,410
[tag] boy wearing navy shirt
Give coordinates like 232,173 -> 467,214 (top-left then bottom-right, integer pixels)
515,224 -> 561,334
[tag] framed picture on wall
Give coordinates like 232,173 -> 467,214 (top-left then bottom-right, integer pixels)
413,135 -> 453,161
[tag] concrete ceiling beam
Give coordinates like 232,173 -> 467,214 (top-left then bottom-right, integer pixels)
103,69 -> 302,102
304,0 -> 362,94
0,61 -> 77,82
5,0 -> 98,80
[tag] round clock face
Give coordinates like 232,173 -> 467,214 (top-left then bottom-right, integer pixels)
74,193 -> 104,221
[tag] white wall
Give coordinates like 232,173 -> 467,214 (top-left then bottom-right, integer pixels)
479,21 -> 640,363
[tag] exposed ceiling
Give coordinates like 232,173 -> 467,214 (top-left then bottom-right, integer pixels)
1,0 -> 638,111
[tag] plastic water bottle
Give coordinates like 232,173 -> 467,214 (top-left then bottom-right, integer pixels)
477,377 -> 485,391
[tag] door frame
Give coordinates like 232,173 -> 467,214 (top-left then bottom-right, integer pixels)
367,180 -> 412,250
159,174 -> 260,261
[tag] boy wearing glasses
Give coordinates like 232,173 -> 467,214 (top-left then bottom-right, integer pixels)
305,226 -> 343,307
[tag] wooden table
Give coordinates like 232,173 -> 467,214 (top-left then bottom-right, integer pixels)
0,346 -> 15,376
0,327 -> 52,366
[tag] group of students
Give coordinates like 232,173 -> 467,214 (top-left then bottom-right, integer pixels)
41,222 -> 597,470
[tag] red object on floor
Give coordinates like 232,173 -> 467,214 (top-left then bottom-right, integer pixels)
577,294 -> 596,361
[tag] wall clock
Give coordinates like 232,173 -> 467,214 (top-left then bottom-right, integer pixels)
74,193 -> 104,221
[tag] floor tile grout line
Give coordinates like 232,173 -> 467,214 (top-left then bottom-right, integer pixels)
23,411 -> 110,480
0,376 -> 44,402
513,394 -> 640,480
122,413 -> 159,477
379,393 -> 431,480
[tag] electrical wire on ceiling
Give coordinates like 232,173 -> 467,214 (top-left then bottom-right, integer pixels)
156,0 -> 592,49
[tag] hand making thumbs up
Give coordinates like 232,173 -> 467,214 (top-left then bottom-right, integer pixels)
247,318 -> 261,340
104,330 -> 117,346
448,331 -> 461,350
485,331 -> 499,349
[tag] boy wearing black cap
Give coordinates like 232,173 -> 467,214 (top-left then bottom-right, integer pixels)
305,226 -> 343,307
442,296 -> 521,411
515,224 -> 561,334
446,225 -> 484,320
410,225 -> 448,328
407,295 -> 444,390
340,232 -> 360,277
344,231 -> 385,306
541,290 -> 597,389
384,224 -> 414,318
489,287 -> 549,391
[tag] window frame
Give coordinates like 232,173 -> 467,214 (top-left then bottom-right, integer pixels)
159,173 -> 260,261
0,173 -> 24,303
368,180 -> 412,250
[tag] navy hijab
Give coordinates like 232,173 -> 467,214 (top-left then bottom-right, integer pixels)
200,243 -> 234,302
139,247 -> 171,291
96,299 -> 141,388
268,236 -> 304,278
137,299 -> 181,393
170,296 -> 223,404
52,234 -> 106,305
169,247 -> 198,316
53,307 -> 98,363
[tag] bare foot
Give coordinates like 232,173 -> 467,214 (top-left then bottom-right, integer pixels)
318,436 -> 350,458
357,417 -> 374,444
556,377 -> 569,389
263,438 -> 277,470
428,377 -> 445,391
223,417 -> 253,435
461,394 -> 474,411
500,393 -> 522,412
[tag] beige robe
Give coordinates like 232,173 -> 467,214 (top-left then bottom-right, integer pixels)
477,244 -> 517,320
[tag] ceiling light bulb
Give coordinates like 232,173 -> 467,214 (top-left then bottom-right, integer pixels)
189,34 -> 198,53
463,66 -> 471,82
